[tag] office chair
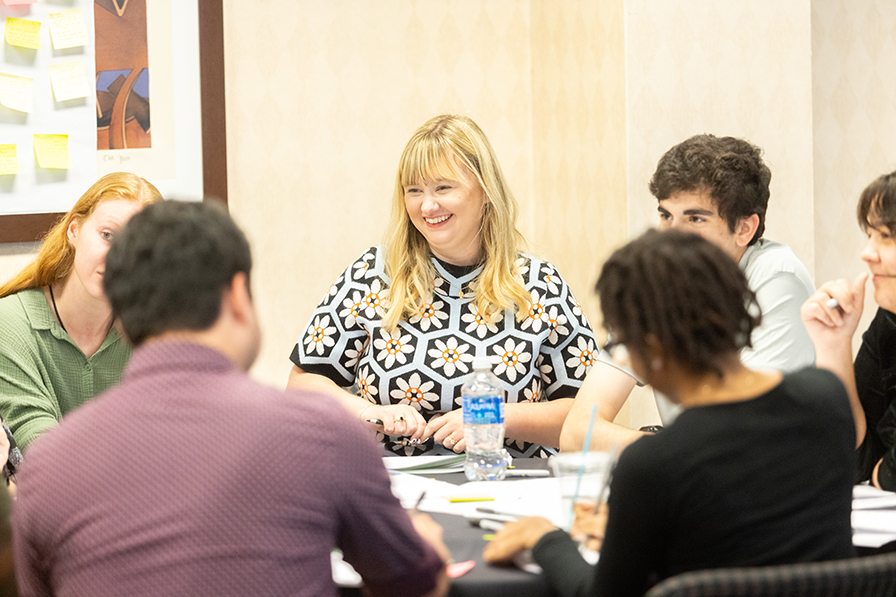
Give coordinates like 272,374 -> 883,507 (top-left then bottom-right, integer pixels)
643,552 -> 896,597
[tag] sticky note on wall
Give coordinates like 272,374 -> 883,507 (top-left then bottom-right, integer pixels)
5,17 -> 42,49
0,144 -> 17,175
49,61 -> 89,102
33,134 -> 69,169
0,72 -> 33,113
48,9 -> 89,49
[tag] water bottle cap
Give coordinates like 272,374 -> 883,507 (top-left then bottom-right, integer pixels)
472,356 -> 493,371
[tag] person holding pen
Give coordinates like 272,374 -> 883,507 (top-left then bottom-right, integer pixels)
802,170 -> 896,491
0,173 -> 161,450
287,114 -> 597,457
484,229 -> 855,597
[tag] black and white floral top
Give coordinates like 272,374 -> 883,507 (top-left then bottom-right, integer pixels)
290,246 -> 597,457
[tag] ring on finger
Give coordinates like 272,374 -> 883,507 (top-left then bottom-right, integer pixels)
445,434 -> 456,447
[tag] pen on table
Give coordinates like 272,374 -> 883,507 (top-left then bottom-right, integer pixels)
505,468 -> 550,477
411,491 -> 427,514
475,507 -> 522,520
471,518 -> 505,532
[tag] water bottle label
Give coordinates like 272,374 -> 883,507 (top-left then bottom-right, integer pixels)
462,394 -> 504,425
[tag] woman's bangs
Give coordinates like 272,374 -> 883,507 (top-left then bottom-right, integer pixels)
399,140 -> 462,187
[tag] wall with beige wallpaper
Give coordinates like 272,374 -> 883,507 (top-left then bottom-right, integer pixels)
625,0 -> 816,270
222,0 -> 629,393
812,0 -> 896,351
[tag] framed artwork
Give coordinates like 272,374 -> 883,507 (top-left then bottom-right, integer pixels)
0,0 -> 226,244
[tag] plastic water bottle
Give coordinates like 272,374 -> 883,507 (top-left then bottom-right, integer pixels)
462,356 -> 511,481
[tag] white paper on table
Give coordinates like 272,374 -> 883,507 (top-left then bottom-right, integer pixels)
382,455 -> 465,475
852,509 -> 896,534
383,455 -> 462,470
389,471 -> 459,510
331,551 -> 362,587
852,531 -> 896,548
852,484 -> 896,509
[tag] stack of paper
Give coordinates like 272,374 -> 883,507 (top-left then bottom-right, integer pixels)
852,484 -> 896,548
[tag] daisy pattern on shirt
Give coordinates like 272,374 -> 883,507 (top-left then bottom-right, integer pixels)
493,337 -> 531,382
433,276 -> 447,296
304,315 -> 336,356
570,295 -> 588,325
409,300 -> 449,331
373,329 -> 414,368
321,278 -> 341,306
537,354 -> 553,384
428,337 -> 473,377
339,290 -> 365,329
521,290 -> 547,333
362,279 -> 385,318
541,264 -> 560,294
391,373 -> 439,410
523,377 -> 542,403
544,305 -> 570,345
461,303 -> 500,338
344,338 -> 368,371
566,336 -> 596,378
389,436 -> 421,457
515,256 -> 530,279
352,250 -> 376,280
357,365 -> 378,400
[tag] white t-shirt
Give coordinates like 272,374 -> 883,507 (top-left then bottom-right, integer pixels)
597,238 -> 816,424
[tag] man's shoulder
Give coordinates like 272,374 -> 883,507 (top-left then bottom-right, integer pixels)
744,239 -> 808,275
742,238 -> 814,295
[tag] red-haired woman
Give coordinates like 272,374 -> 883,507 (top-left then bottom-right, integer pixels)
0,172 -> 161,450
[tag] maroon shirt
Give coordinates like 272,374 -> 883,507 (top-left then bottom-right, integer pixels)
13,341 -> 441,597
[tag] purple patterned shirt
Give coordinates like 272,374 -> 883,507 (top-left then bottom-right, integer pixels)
13,341 -> 441,597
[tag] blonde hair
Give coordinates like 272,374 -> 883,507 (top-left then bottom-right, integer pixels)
382,114 -> 530,331
0,172 -> 163,298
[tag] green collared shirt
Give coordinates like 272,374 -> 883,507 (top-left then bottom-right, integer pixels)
0,288 -> 131,451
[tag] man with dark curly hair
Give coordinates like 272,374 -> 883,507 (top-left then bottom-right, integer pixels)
562,134 -> 815,452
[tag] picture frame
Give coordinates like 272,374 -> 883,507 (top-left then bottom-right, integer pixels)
0,0 -> 226,244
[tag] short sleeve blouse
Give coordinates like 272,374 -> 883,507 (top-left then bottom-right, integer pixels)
290,246 -> 598,457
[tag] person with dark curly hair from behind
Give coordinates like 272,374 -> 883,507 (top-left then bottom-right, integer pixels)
484,229 -> 855,597
562,134 -> 816,453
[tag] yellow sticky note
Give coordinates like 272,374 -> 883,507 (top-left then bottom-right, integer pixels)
0,144 -> 17,175
5,17 -> 42,50
48,9 -> 89,50
0,72 -> 33,113
49,61 -> 89,102
33,134 -> 70,169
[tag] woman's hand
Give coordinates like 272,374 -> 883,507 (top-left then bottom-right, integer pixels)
424,410 -> 466,453
362,403 -> 427,442
482,517 -> 557,564
570,502 -> 608,552
801,274 -> 868,352
801,273 -> 869,447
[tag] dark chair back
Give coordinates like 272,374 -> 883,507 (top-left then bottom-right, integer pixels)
644,553 -> 896,597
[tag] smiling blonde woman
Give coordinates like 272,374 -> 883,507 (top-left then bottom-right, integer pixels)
287,114 -> 597,457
